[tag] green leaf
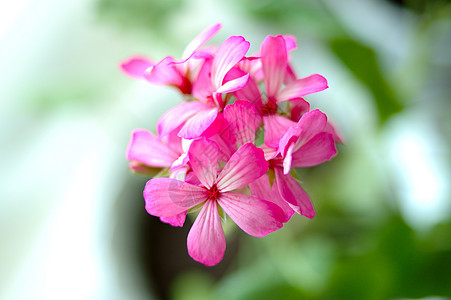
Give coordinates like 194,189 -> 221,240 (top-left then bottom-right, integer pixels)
330,38 -> 403,125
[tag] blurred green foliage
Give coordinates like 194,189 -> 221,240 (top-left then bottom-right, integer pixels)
330,38 -> 403,124
237,0 -> 335,34
96,0 -> 183,32
171,214 -> 451,300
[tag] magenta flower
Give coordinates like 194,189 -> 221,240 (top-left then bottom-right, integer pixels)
126,124 -> 194,181
223,100 -> 262,146
154,35 -> 251,140
144,139 -> 284,266
249,174 -> 295,223
193,36 -> 250,108
120,23 -> 222,94
266,110 -> 337,218
126,128 -> 183,171
233,35 -> 328,148
278,109 -> 337,174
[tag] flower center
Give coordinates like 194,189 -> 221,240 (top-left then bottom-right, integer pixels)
208,184 -> 220,201
261,98 -> 278,115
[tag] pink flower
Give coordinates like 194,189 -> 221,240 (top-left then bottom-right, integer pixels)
156,36 -> 251,139
223,100 -> 262,147
278,109 -> 337,174
249,174 -> 295,223
126,128 -> 182,170
261,35 -> 328,105
193,36 -> 250,108
262,110 -> 337,218
120,23 -> 222,94
233,35 -> 329,148
143,139 -> 284,266
126,125 -> 192,180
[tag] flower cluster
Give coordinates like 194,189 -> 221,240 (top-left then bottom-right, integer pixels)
122,23 -> 341,266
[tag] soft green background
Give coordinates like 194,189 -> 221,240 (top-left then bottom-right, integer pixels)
0,0 -> 450,299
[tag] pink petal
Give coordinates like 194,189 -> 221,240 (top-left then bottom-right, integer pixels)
233,77 -> 263,110
218,192 -> 284,237
144,178 -> 208,217
293,109 -> 328,147
278,126 -> 300,159
284,63 -> 297,84
249,174 -> 295,222
274,168 -> 315,218
144,56 -> 184,87
170,152 -> 189,172
277,74 -> 328,102
283,35 -> 297,52
208,133 -> 237,162
160,212 -> 186,227
216,143 -> 268,192
160,123 -> 184,154
211,36 -> 250,91
192,58 -> 213,102
237,56 -> 262,80
198,113 -> 237,162
178,107 -> 219,139
201,113 -> 234,145
157,101 -> 210,137
289,98 -> 310,122
182,23 -> 222,60
261,35 -> 288,98
215,73 -> 249,95
120,57 -> 154,78
169,167 -> 188,181
187,199 -> 226,266
224,100 -> 262,146
212,73 -> 250,108
202,120 -> 236,160
282,143 -> 295,174
184,171 -> 203,186
126,129 -> 179,167
278,109 -> 328,156
259,144 -> 279,160
188,138 -> 220,189
263,114 -> 297,148
192,49 -> 215,60
291,132 -> 337,167
226,67 -> 263,111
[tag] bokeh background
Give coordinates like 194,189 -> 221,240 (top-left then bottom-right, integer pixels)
1,0 -> 450,299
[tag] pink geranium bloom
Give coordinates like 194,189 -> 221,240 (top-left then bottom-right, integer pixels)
261,109 -> 337,218
249,174 -> 295,222
223,100 -> 262,146
192,36 -> 250,108
278,109 -> 337,174
143,139 -> 284,266
234,35 -> 328,148
157,36 -> 251,139
288,100 -> 344,145
126,128 -> 183,170
237,34 -> 298,84
126,127 -> 191,227
120,23 -> 222,94
261,36 -> 327,106
126,124 -> 193,178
